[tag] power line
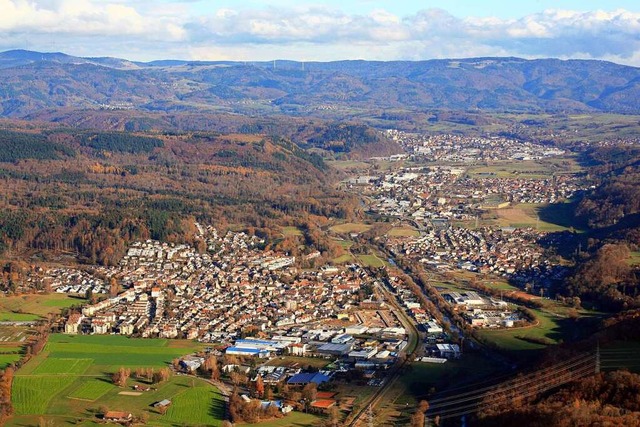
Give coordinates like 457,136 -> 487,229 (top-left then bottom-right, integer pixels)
427,353 -> 596,417
427,353 -> 594,408
433,364 -> 597,419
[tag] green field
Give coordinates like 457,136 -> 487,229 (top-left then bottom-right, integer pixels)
387,226 -> 420,237
13,376 -> 77,414
0,353 -> 22,368
67,380 -> 114,401
327,160 -> 371,170
0,345 -> 23,354
32,357 -> 93,375
0,312 -> 40,321
43,297 -> 87,307
480,280 -> 521,292
629,252 -> 640,266
333,239 -> 354,249
9,334 -> 220,426
467,160 -> 559,179
374,353 -> 501,425
333,254 -> 355,264
163,384 -> 225,426
0,294 -> 86,317
477,308 -> 566,353
489,202 -> 578,232
330,222 -> 373,234
357,254 -> 385,268
41,334 -> 199,368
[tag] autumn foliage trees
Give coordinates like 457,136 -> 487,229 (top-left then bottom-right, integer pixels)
0,367 -> 14,424
112,367 -> 131,387
567,243 -> 638,311
0,127 -> 358,267
229,390 -> 284,424
477,371 -> 640,427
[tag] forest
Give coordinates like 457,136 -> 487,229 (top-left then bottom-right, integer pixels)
476,370 -> 640,427
0,130 -> 75,162
79,132 -> 164,154
554,146 -> 640,311
0,124 -> 360,273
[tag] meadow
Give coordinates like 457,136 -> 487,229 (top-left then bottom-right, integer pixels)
67,379 -> 114,401
488,202 -> 578,232
0,293 -> 86,317
356,254 -> 386,268
0,353 -> 22,369
330,222 -> 373,234
9,334 -> 224,427
0,312 -> 40,322
387,226 -> 420,237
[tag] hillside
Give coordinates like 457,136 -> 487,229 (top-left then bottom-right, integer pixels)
1,51 -> 640,117
0,125 -> 357,265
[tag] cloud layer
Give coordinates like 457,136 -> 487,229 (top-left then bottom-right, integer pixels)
1,0 -> 639,65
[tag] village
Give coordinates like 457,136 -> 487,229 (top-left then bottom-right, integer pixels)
384,225 -> 568,288
384,129 -> 566,163
346,165 -> 582,221
22,224 -> 473,422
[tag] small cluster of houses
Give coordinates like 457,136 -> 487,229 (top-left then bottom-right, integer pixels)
45,268 -> 108,295
388,226 -> 546,279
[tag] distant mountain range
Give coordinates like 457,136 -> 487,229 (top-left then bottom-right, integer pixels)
1,49 -> 640,117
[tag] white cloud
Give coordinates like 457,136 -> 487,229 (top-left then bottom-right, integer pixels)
0,1 -> 639,65
0,0 -> 185,40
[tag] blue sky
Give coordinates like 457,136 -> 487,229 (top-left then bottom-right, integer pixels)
186,0 -> 640,19
1,0 -> 639,65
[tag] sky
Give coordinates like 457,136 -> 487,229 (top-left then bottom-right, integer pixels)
1,0 -> 640,65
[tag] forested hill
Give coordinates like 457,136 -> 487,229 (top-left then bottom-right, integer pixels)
2,50 -> 640,116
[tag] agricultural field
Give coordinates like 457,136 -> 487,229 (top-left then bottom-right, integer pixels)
0,353 -> 22,368
628,252 -> 640,266
0,326 -> 34,368
67,380 -> 114,401
0,312 -> 40,322
488,202 -> 578,232
327,160 -> 370,170
467,160 -> 562,179
333,254 -> 355,264
13,376 -> 78,414
37,334 -> 203,369
330,222 -> 373,234
333,239 -> 354,249
8,334 -> 222,426
357,254 -> 386,268
32,357 -> 93,375
163,384 -> 225,426
476,305 -> 593,355
387,226 -> 420,237
0,293 -> 85,317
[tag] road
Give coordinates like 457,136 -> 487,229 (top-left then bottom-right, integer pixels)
346,279 -> 422,427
